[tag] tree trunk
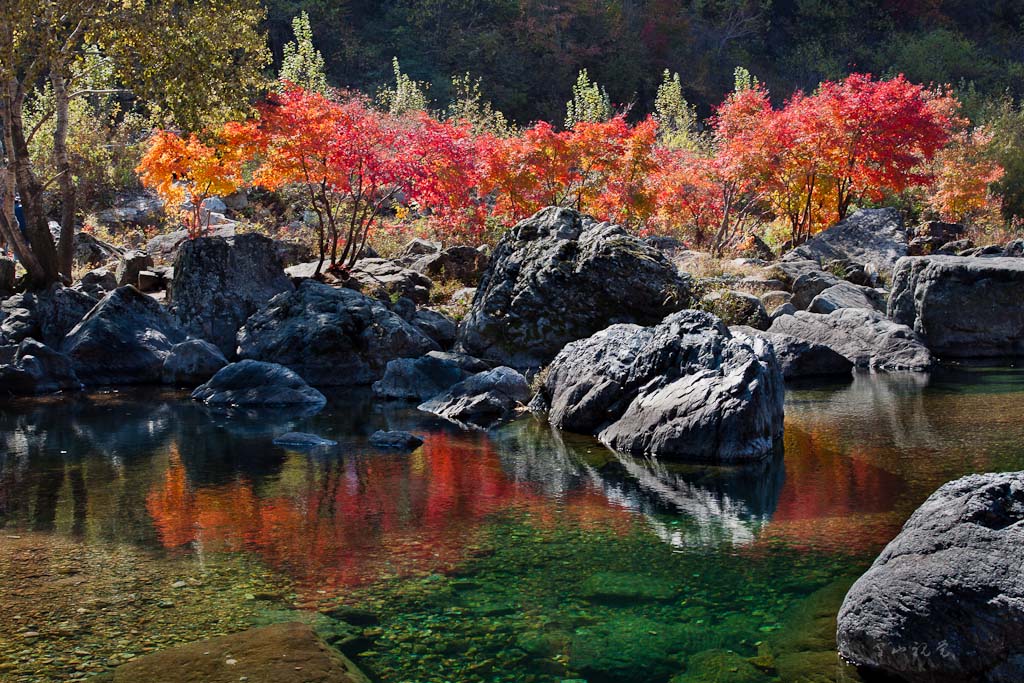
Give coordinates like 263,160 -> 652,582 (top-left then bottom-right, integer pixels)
0,81 -> 49,287
8,85 -> 62,287
51,68 -> 76,281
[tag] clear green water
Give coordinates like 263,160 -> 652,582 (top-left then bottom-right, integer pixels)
2,365 -> 1024,682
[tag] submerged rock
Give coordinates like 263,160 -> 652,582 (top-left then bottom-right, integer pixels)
369,430 -> 425,450
888,255 -> 1024,357
63,286 -> 185,385
533,310 -> 785,463
457,206 -> 691,370
768,308 -> 932,371
103,622 -> 370,683
837,471 -> 1024,682
192,360 -> 326,407
273,432 -> 338,448
418,366 -> 530,429
170,233 -> 294,356
238,281 -> 437,386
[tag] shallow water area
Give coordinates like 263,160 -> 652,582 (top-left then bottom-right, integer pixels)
2,364 -> 1024,682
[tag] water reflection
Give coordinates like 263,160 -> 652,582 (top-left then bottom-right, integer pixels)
4,366 -> 1024,596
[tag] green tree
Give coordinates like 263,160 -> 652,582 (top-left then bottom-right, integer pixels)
653,70 -> 699,150
984,97 -> 1024,221
733,66 -> 759,92
0,0 -> 269,288
446,73 -> 512,136
280,11 -> 329,94
377,57 -> 430,115
565,69 -> 612,129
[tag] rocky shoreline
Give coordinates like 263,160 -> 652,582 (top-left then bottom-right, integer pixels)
3,204 -> 1024,680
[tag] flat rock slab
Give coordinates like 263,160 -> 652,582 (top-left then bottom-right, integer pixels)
103,622 -> 370,683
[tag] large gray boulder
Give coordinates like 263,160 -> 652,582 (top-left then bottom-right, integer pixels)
837,472 -> 1024,682
768,308 -> 932,371
532,310 -> 785,463
237,281 -> 437,387
418,366 -> 530,429
192,360 -> 326,407
169,233 -> 293,356
0,339 -> 82,395
0,284 -> 96,347
808,281 -> 885,314
732,326 -> 853,380
457,207 -> 691,370
888,256 -> 1024,357
411,308 -> 458,349
63,286 -> 186,385
783,208 -> 908,276
161,338 -> 228,386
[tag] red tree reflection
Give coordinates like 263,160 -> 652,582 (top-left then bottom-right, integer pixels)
147,433 -> 637,597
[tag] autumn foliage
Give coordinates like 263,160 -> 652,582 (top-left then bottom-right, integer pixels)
138,73 -> 1005,261
137,129 -> 242,238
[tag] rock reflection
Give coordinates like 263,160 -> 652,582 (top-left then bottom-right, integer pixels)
493,418 -> 784,547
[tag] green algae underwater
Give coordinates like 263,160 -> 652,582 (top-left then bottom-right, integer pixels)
2,364 -> 1024,682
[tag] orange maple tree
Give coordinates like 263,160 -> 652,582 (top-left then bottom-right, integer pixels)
137,129 -> 243,238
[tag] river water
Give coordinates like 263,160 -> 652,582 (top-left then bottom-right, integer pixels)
2,364 -> 1023,682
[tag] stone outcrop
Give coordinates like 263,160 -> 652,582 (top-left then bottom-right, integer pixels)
237,281 -> 437,386
192,360 -> 326,407
169,233 -> 293,356
457,207 -> 691,370
888,255 -> 1024,357
63,286 -> 186,385
768,308 -> 932,371
532,310 -> 785,463
838,472 -> 1024,683
418,366 -> 530,429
